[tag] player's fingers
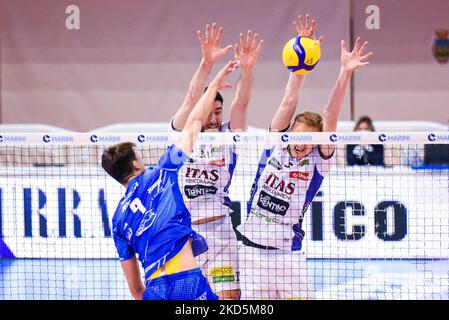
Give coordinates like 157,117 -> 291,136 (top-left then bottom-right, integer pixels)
211,23 -> 217,40
225,60 -> 240,73
234,44 -> 239,57
353,37 -> 361,52
205,24 -> 211,41
298,15 -> 305,30
216,26 -> 223,45
246,30 -> 253,50
358,41 -> 369,55
197,30 -> 204,43
224,59 -> 236,70
256,39 -> 264,52
360,51 -> 373,61
341,39 -> 347,52
310,19 -> 316,35
223,44 -> 234,53
220,61 -> 233,76
318,35 -> 324,45
252,33 -> 259,49
239,32 -> 245,48
305,14 -> 310,30
359,61 -> 370,67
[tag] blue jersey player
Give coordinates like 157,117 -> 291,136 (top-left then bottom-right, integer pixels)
101,60 -> 239,300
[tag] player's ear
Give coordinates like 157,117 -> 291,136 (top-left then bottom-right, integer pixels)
131,159 -> 142,171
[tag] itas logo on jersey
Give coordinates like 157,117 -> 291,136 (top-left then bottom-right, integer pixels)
264,174 -> 295,195
208,158 -> 226,167
257,190 -> 289,216
185,167 -> 219,182
289,171 -> 309,181
184,167 -> 220,199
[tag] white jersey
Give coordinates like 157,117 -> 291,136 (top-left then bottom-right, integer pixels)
237,145 -> 333,251
170,120 -> 237,221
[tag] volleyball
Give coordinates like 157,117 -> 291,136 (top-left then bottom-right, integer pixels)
282,36 -> 321,75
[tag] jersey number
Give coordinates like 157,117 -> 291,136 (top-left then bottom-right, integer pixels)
130,198 -> 146,214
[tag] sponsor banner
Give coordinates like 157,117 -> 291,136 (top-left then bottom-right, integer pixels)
136,134 -> 171,144
1,132 -> 449,146
0,167 -> 448,259
0,175 -> 123,258
272,132 -> 449,145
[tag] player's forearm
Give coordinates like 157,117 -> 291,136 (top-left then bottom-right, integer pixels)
121,258 -> 146,300
172,60 -> 214,130
177,83 -> 220,154
323,67 -> 352,132
190,82 -> 220,125
270,73 -> 306,131
130,284 -> 146,300
229,69 -> 254,131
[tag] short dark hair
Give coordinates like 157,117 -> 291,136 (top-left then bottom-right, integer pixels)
101,142 -> 138,184
354,116 -> 375,132
204,87 -> 223,105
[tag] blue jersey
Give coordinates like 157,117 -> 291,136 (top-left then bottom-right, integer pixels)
112,144 -> 204,279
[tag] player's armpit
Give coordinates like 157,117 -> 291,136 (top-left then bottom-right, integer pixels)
318,144 -> 335,159
120,256 -> 146,300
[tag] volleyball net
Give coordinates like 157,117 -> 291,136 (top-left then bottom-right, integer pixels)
0,131 -> 448,299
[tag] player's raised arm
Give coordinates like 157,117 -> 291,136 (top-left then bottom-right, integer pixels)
228,30 -> 264,132
320,37 -> 373,157
171,23 -> 233,131
270,14 -> 323,132
176,60 -> 239,155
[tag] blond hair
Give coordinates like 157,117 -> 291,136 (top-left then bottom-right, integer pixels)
293,111 -> 323,131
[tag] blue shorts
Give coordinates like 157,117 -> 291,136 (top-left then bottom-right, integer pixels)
143,268 -> 219,300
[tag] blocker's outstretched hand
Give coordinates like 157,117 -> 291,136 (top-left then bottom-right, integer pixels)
234,30 -> 264,71
198,23 -> 233,65
341,37 -> 373,72
293,14 -> 324,45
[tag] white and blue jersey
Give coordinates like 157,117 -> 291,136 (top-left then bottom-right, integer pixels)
112,144 -> 205,279
237,145 -> 333,251
172,121 -> 238,221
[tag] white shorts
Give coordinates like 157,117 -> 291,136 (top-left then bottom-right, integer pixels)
193,215 -> 240,293
238,244 -> 315,299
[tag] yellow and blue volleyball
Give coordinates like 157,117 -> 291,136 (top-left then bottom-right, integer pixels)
282,36 -> 321,75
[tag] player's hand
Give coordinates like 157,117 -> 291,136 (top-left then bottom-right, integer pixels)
293,14 -> 324,45
341,37 -> 373,72
197,23 -> 233,66
234,30 -> 264,71
210,60 -> 240,90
